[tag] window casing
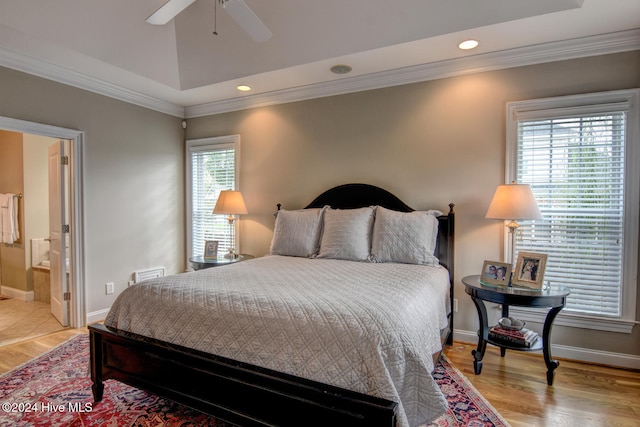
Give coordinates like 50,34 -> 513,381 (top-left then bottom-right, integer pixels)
186,135 -> 240,264
506,90 -> 639,333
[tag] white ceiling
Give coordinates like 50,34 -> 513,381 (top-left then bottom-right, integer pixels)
0,0 -> 639,118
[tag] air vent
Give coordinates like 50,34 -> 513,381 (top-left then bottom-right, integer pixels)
134,267 -> 165,283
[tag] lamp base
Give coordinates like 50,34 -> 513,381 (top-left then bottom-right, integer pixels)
224,216 -> 237,259
506,221 -> 519,266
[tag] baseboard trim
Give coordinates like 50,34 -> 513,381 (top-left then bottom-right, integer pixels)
453,329 -> 640,370
0,286 -> 34,301
86,308 -> 110,325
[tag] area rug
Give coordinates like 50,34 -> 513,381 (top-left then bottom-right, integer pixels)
0,335 -> 510,426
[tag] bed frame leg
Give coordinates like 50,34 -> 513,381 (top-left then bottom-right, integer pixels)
445,327 -> 454,346
92,380 -> 104,402
89,327 -> 104,402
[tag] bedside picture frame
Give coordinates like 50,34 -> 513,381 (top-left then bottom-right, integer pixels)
512,252 -> 547,289
204,240 -> 219,259
480,261 -> 512,287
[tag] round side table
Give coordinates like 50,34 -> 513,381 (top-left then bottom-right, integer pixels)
462,275 -> 570,385
189,254 -> 255,270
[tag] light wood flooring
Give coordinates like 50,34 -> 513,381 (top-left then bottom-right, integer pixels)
0,298 -> 66,347
1,333 -> 639,426
443,342 -> 640,427
0,328 -> 86,375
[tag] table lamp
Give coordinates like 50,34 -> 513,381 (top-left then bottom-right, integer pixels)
485,183 -> 542,267
213,190 -> 247,259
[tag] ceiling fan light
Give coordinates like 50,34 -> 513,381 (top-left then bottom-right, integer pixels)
146,0 -> 197,25
458,39 -> 479,50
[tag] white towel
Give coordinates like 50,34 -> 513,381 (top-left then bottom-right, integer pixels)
0,193 -> 20,244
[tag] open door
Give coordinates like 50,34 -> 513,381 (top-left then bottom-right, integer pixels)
49,140 -> 68,326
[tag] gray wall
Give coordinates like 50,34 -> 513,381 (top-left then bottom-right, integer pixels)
187,51 -> 640,358
1,49 -> 638,361
0,66 -> 184,315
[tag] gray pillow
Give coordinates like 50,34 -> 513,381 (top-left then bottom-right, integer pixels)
370,206 -> 440,265
269,207 -> 325,257
317,207 -> 375,261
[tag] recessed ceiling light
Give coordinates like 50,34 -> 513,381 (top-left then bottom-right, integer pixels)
237,85 -> 252,92
458,39 -> 479,50
330,64 -> 352,74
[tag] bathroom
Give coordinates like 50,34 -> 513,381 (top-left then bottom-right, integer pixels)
0,130 -> 70,346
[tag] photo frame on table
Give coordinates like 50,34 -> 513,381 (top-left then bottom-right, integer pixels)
512,252 -> 547,289
480,260 -> 511,287
204,240 -> 219,259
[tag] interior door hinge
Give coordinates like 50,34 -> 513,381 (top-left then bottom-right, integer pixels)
62,224 -> 70,233
61,156 -> 69,165
63,292 -> 71,301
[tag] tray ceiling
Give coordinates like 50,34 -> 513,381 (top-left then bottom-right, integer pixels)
0,0 -> 638,117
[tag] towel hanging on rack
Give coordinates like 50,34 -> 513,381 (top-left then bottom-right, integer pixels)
0,193 -> 20,244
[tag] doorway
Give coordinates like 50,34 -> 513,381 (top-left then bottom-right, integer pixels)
0,116 -> 85,337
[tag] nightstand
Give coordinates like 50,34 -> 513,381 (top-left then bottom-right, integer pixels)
189,254 -> 255,270
462,274 -> 570,385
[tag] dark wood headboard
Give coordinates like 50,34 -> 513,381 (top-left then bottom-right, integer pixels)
304,183 -> 414,212
301,183 -> 454,272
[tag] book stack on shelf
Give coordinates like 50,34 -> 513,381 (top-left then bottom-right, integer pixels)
489,325 -> 539,348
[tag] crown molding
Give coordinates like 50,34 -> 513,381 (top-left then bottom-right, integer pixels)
0,47 -> 185,118
186,29 -> 640,118
1,29 -> 638,119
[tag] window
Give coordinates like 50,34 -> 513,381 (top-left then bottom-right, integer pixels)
506,90 -> 639,333
186,135 -> 240,263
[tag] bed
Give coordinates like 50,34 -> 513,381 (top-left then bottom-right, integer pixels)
89,183 -> 455,427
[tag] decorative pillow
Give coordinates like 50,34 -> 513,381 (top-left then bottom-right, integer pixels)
317,207 -> 375,261
370,206 -> 440,265
269,207 -> 326,257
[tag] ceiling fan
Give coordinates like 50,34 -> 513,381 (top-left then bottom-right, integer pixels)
146,0 -> 272,42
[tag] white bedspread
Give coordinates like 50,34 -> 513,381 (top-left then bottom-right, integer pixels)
105,255 -> 450,426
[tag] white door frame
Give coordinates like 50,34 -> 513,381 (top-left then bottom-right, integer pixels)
0,116 -> 85,328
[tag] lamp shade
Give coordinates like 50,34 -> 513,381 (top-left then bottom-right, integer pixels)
213,190 -> 248,215
485,183 -> 542,220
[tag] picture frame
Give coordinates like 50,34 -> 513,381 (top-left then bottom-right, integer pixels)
204,240 -> 219,259
512,252 -> 547,289
480,261 -> 512,287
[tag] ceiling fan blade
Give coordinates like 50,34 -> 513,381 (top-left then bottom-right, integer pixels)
146,0 -> 197,25
222,0 -> 272,42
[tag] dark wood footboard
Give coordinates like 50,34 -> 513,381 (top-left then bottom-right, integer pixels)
89,323 -> 397,427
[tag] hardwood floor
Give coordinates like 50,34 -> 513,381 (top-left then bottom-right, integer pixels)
1,333 -> 639,426
0,328 -> 87,375
0,298 -> 66,347
443,342 -> 640,427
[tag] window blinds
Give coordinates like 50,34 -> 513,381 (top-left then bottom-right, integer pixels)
515,112 -> 626,317
190,147 -> 236,258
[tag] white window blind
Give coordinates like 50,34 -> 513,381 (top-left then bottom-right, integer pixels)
187,136 -> 240,261
514,113 -> 625,317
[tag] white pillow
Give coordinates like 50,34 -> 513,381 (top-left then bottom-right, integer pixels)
370,206 -> 440,265
269,207 -> 325,257
317,207 -> 375,261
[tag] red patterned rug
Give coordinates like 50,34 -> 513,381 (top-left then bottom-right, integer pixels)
0,335 -> 510,426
